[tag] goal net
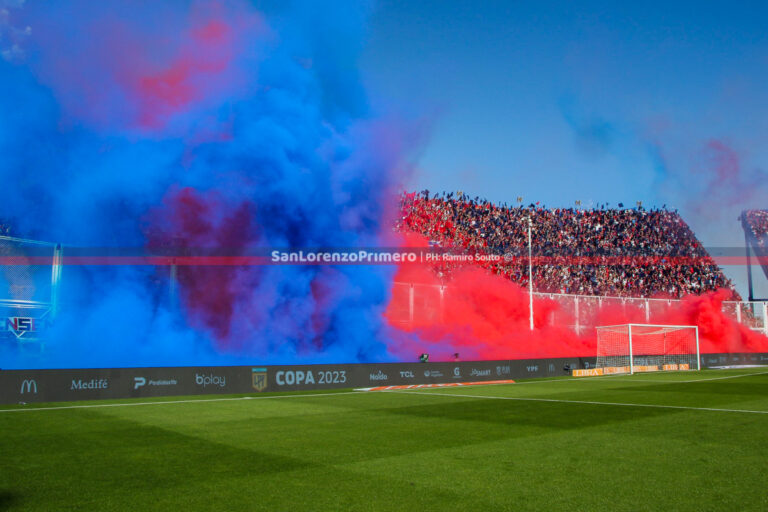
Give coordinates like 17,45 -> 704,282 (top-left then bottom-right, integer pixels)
595,324 -> 700,375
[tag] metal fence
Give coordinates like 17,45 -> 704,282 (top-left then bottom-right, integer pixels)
0,236 -> 61,349
390,282 -> 768,336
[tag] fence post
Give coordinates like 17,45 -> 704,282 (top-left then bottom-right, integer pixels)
169,259 -> 178,308
764,302 -> 768,336
51,243 -> 63,318
574,297 -> 580,335
645,299 -> 650,323
409,283 -> 414,327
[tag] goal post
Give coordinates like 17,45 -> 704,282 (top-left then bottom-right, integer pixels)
595,324 -> 700,375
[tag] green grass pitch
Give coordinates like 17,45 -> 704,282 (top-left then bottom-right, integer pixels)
1,368 -> 767,511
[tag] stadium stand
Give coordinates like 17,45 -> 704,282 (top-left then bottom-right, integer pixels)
397,191 -> 739,299
741,209 -> 768,282
743,210 -> 768,248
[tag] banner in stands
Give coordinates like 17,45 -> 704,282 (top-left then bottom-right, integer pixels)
1,353 -> 765,404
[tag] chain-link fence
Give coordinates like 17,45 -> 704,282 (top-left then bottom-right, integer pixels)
0,236 -> 61,350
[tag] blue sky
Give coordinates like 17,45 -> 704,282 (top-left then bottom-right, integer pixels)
359,0 -> 768,296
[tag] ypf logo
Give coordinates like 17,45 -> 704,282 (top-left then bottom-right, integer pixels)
20,379 -> 38,394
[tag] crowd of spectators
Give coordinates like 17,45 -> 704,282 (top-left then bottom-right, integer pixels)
744,210 -> 768,248
397,191 -> 740,299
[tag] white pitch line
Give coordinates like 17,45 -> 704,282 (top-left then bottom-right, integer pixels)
607,370 -> 768,383
467,369 -> 768,386
387,390 -> 768,415
0,391 -> 367,414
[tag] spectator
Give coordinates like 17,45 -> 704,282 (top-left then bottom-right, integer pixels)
397,191 -> 740,300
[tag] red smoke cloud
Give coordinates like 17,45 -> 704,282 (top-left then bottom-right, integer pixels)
385,237 -> 768,361
25,0 -> 266,133
146,187 -> 259,345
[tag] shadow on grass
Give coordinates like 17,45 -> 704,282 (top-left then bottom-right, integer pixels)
377,395 -> 675,431
2,413 -> 318,508
0,491 -> 19,511
611,380 -> 768,399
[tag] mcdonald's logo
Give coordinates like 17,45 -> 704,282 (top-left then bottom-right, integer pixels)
20,379 -> 38,394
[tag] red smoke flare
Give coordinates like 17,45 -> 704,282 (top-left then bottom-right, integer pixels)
385,236 -> 768,361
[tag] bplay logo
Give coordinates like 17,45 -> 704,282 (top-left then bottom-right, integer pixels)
20,379 -> 37,394
196,374 -> 226,388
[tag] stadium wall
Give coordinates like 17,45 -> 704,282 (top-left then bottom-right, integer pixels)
2,354 -> 767,404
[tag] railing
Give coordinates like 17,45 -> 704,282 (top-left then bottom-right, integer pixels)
0,236 -> 61,351
390,282 -> 768,336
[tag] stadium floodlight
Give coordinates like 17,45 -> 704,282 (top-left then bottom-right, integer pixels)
595,324 -> 700,375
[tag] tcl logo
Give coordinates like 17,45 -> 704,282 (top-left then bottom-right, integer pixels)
399,371 -> 415,378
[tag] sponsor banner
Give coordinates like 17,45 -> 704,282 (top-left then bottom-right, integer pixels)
573,368 -> 603,377
698,353 -> 768,368
1,354 -> 763,404
633,365 -> 660,373
602,366 -> 630,375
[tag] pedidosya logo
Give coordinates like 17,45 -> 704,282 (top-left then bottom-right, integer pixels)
134,377 -> 178,390
196,373 -> 226,388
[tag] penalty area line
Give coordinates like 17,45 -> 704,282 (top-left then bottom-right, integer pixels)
387,390 -> 768,415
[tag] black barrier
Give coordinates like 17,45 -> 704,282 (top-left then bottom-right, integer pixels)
1,353 -> 766,404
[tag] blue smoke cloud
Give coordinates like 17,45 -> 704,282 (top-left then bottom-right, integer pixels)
0,0 -> 412,369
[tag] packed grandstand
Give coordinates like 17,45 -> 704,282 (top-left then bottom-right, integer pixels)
397,191 -> 740,299
0,196 -> 751,302
743,210 -> 768,247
